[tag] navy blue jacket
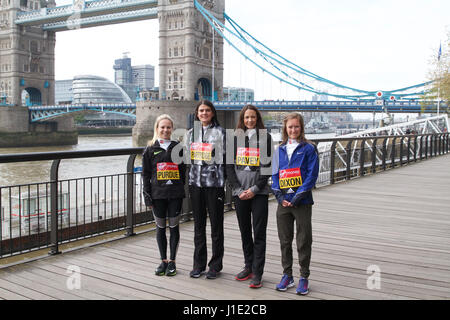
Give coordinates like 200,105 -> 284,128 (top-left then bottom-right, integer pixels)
271,141 -> 319,206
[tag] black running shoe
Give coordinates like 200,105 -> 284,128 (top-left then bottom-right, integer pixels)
190,269 -> 204,278
206,269 -> 219,279
235,267 -> 253,281
249,276 -> 263,289
155,261 -> 168,276
166,261 -> 177,276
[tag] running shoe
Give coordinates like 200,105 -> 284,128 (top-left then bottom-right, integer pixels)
206,268 -> 220,279
155,261 -> 168,276
189,269 -> 204,278
276,274 -> 294,291
296,277 -> 309,295
235,267 -> 253,281
249,276 -> 263,289
165,261 -> 177,276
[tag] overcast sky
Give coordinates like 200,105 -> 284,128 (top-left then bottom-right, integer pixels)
54,0 -> 449,102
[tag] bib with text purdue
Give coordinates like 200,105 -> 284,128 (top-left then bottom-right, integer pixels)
190,143 -> 213,161
157,163 -> 180,180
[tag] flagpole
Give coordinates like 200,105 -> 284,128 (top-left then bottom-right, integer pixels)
437,42 -> 442,116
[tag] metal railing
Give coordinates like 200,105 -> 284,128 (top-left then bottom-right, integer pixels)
0,133 -> 448,259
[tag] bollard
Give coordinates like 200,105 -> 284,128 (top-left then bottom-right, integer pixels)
125,154 -> 137,237
49,159 -> 62,255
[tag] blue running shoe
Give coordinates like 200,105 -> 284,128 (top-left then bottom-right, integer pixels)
276,274 -> 294,291
296,277 -> 309,295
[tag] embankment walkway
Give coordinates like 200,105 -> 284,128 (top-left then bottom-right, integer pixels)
0,155 -> 449,300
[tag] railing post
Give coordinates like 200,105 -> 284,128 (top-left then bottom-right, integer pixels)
400,136 -> 405,166
345,140 -> 352,181
419,135 -> 424,161
431,135 -> 434,158
425,135 -> 429,159
413,135 -> 418,162
382,137 -> 388,170
371,138 -> 378,173
330,141 -> 337,184
359,138 -> 365,177
407,136 -> 411,164
49,159 -> 61,255
391,137 -> 397,168
445,133 -> 450,153
126,154 -> 137,237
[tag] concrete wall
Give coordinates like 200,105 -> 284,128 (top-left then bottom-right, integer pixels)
0,106 -> 77,146
132,100 -> 239,147
0,131 -> 78,147
0,106 -> 29,132
132,100 -> 196,146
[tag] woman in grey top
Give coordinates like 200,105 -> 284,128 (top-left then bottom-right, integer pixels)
226,104 -> 272,288
186,100 -> 226,280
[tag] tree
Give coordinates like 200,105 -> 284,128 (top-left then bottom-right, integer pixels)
427,31 -> 450,108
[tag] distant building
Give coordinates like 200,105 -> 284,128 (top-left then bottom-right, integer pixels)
72,75 -> 132,104
55,80 -> 73,105
113,54 -> 155,101
139,87 -> 160,101
55,75 -> 134,127
223,87 -> 254,101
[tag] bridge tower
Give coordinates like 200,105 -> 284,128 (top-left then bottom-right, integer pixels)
158,0 -> 224,101
0,0 -> 56,106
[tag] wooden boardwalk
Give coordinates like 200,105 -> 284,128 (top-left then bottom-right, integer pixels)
0,155 -> 449,300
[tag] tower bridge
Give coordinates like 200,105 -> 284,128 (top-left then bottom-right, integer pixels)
0,0 -> 446,147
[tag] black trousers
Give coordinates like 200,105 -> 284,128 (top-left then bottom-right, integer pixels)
152,198 -> 183,261
234,195 -> 268,278
189,186 -> 225,272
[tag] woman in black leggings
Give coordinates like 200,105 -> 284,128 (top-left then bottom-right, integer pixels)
142,114 -> 186,276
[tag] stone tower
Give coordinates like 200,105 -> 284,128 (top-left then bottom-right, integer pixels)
0,0 -> 55,106
158,0 -> 224,101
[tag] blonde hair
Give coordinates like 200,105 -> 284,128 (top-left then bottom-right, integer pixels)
149,114 -> 174,146
281,113 -> 307,145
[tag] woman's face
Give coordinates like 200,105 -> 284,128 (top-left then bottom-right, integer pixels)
197,104 -> 214,126
243,109 -> 257,130
157,119 -> 173,140
286,118 -> 301,140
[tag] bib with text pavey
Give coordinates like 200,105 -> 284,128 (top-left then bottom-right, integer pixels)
157,162 -> 180,180
279,168 -> 303,191
236,147 -> 260,167
190,143 -> 213,161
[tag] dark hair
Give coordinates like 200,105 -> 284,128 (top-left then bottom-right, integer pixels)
194,99 -> 220,127
236,104 -> 265,131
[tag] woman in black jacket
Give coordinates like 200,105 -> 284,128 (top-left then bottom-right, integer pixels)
226,104 -> 272,288
142,114 -> 186,277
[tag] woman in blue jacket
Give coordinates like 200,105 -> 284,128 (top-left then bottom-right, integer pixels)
271,113 -> 319,295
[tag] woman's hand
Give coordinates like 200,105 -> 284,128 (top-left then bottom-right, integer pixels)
282,200 -> 293,208
239,189 -> 255,200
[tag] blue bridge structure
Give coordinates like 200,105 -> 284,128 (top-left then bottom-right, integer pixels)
28,100 -> 449,122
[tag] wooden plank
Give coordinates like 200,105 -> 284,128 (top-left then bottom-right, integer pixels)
0,154 -> 448,300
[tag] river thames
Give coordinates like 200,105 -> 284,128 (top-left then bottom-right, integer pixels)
0,133 -> 334,187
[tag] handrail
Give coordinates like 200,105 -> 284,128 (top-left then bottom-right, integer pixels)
0,133 -> 448,259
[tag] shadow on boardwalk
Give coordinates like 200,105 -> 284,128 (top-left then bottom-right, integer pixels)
0,155 -> 449,300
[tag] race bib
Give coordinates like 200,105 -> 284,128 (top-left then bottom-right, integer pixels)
190,143 -> 213,161
157,162 -> 180,180
236,148 -> 260,166
279,168 -> 302,189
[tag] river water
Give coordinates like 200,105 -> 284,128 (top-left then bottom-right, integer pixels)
0,135 -> 134,187
0,132 -> 336,187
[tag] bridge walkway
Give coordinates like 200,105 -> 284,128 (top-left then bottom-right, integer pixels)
0,155 -> 449,300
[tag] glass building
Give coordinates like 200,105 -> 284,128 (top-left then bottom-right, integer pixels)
55,80 -> 73,105
72,75 -> 132,104
223,87 -> 255,101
